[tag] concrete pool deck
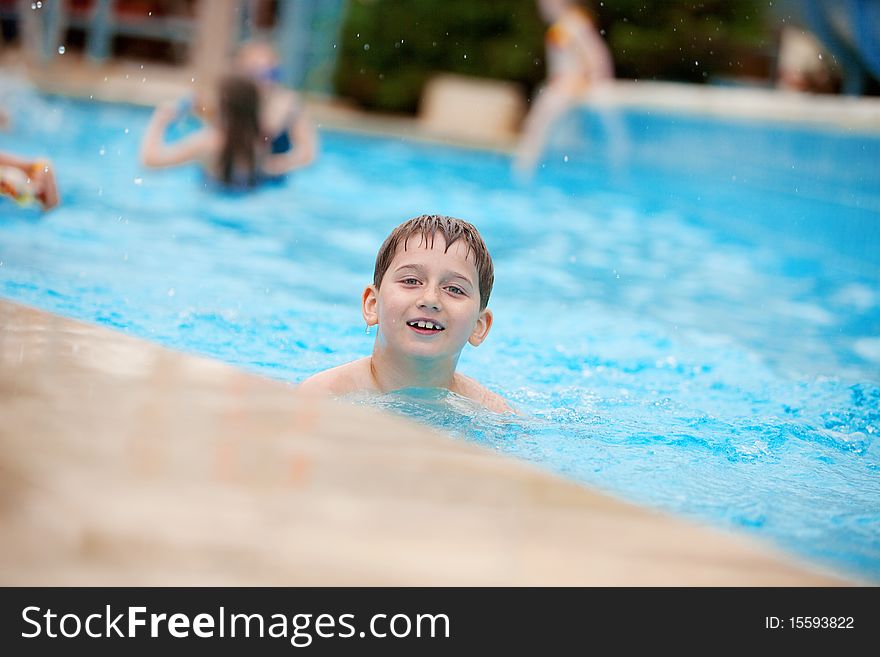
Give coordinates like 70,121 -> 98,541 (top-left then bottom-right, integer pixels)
0,299 -> 857,585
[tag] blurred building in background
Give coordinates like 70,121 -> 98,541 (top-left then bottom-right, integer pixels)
0,0 -> 346,94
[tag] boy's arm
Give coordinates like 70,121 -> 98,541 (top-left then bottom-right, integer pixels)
298,358 -> 372,396
481,389 -> 516,414
455,374 -> 516,414
297,369 -> 337,395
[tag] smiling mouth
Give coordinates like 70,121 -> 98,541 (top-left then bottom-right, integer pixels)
406,320 -> 445,332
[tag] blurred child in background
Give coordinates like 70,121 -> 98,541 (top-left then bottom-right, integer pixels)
0,151 -> 59,211
514,0 -> 614,175
0,104 -> 59,211
234,39 -> 317,176
142,74 -> 274,189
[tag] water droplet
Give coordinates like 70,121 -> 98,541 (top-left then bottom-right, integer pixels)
363,43 -> 370,50
133,177 -> 142,185
98,147 -> 106,155
57,46 -> 66,55
563,155 -> 569,163
167,288 -> 175,297
463,53 -> 467,59
124,128 -> 129,134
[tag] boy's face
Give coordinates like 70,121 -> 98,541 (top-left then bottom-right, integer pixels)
363,233 -> 492,361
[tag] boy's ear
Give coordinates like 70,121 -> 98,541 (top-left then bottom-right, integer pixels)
468,308 -> 493,347
362,284 -> 379,326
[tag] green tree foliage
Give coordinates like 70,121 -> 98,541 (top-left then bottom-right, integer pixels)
596,0 -> 772,82
334,0 -> 773,114
333,0 -> 546,113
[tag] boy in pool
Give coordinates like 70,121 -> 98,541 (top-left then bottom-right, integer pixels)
299,214 -> 513,413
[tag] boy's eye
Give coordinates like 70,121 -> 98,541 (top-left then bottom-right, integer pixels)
446,285 -> 465,295
401,277 -> 420,285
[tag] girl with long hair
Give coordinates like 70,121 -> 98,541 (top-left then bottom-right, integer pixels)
141,74 -> 272,190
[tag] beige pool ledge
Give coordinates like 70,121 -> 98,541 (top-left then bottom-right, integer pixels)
0,299 -> 857,585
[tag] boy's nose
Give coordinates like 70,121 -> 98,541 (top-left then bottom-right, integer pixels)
417,286 -> 442,311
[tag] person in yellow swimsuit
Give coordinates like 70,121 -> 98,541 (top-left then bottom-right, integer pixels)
514,0 -> 614,175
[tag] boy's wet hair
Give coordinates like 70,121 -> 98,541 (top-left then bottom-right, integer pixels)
373,214 -> 494,310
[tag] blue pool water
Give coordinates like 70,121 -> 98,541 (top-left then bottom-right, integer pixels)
1,81 -> 879,582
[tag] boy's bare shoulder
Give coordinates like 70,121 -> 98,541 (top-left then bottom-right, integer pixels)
453,373 -> 515,414
298,358 -> 374,396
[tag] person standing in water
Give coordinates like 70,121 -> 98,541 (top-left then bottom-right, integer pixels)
514,0 -> 614,175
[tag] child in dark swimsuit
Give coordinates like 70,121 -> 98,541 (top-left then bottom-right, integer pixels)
234,40 -> 318,176
140,75 -> 271,190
